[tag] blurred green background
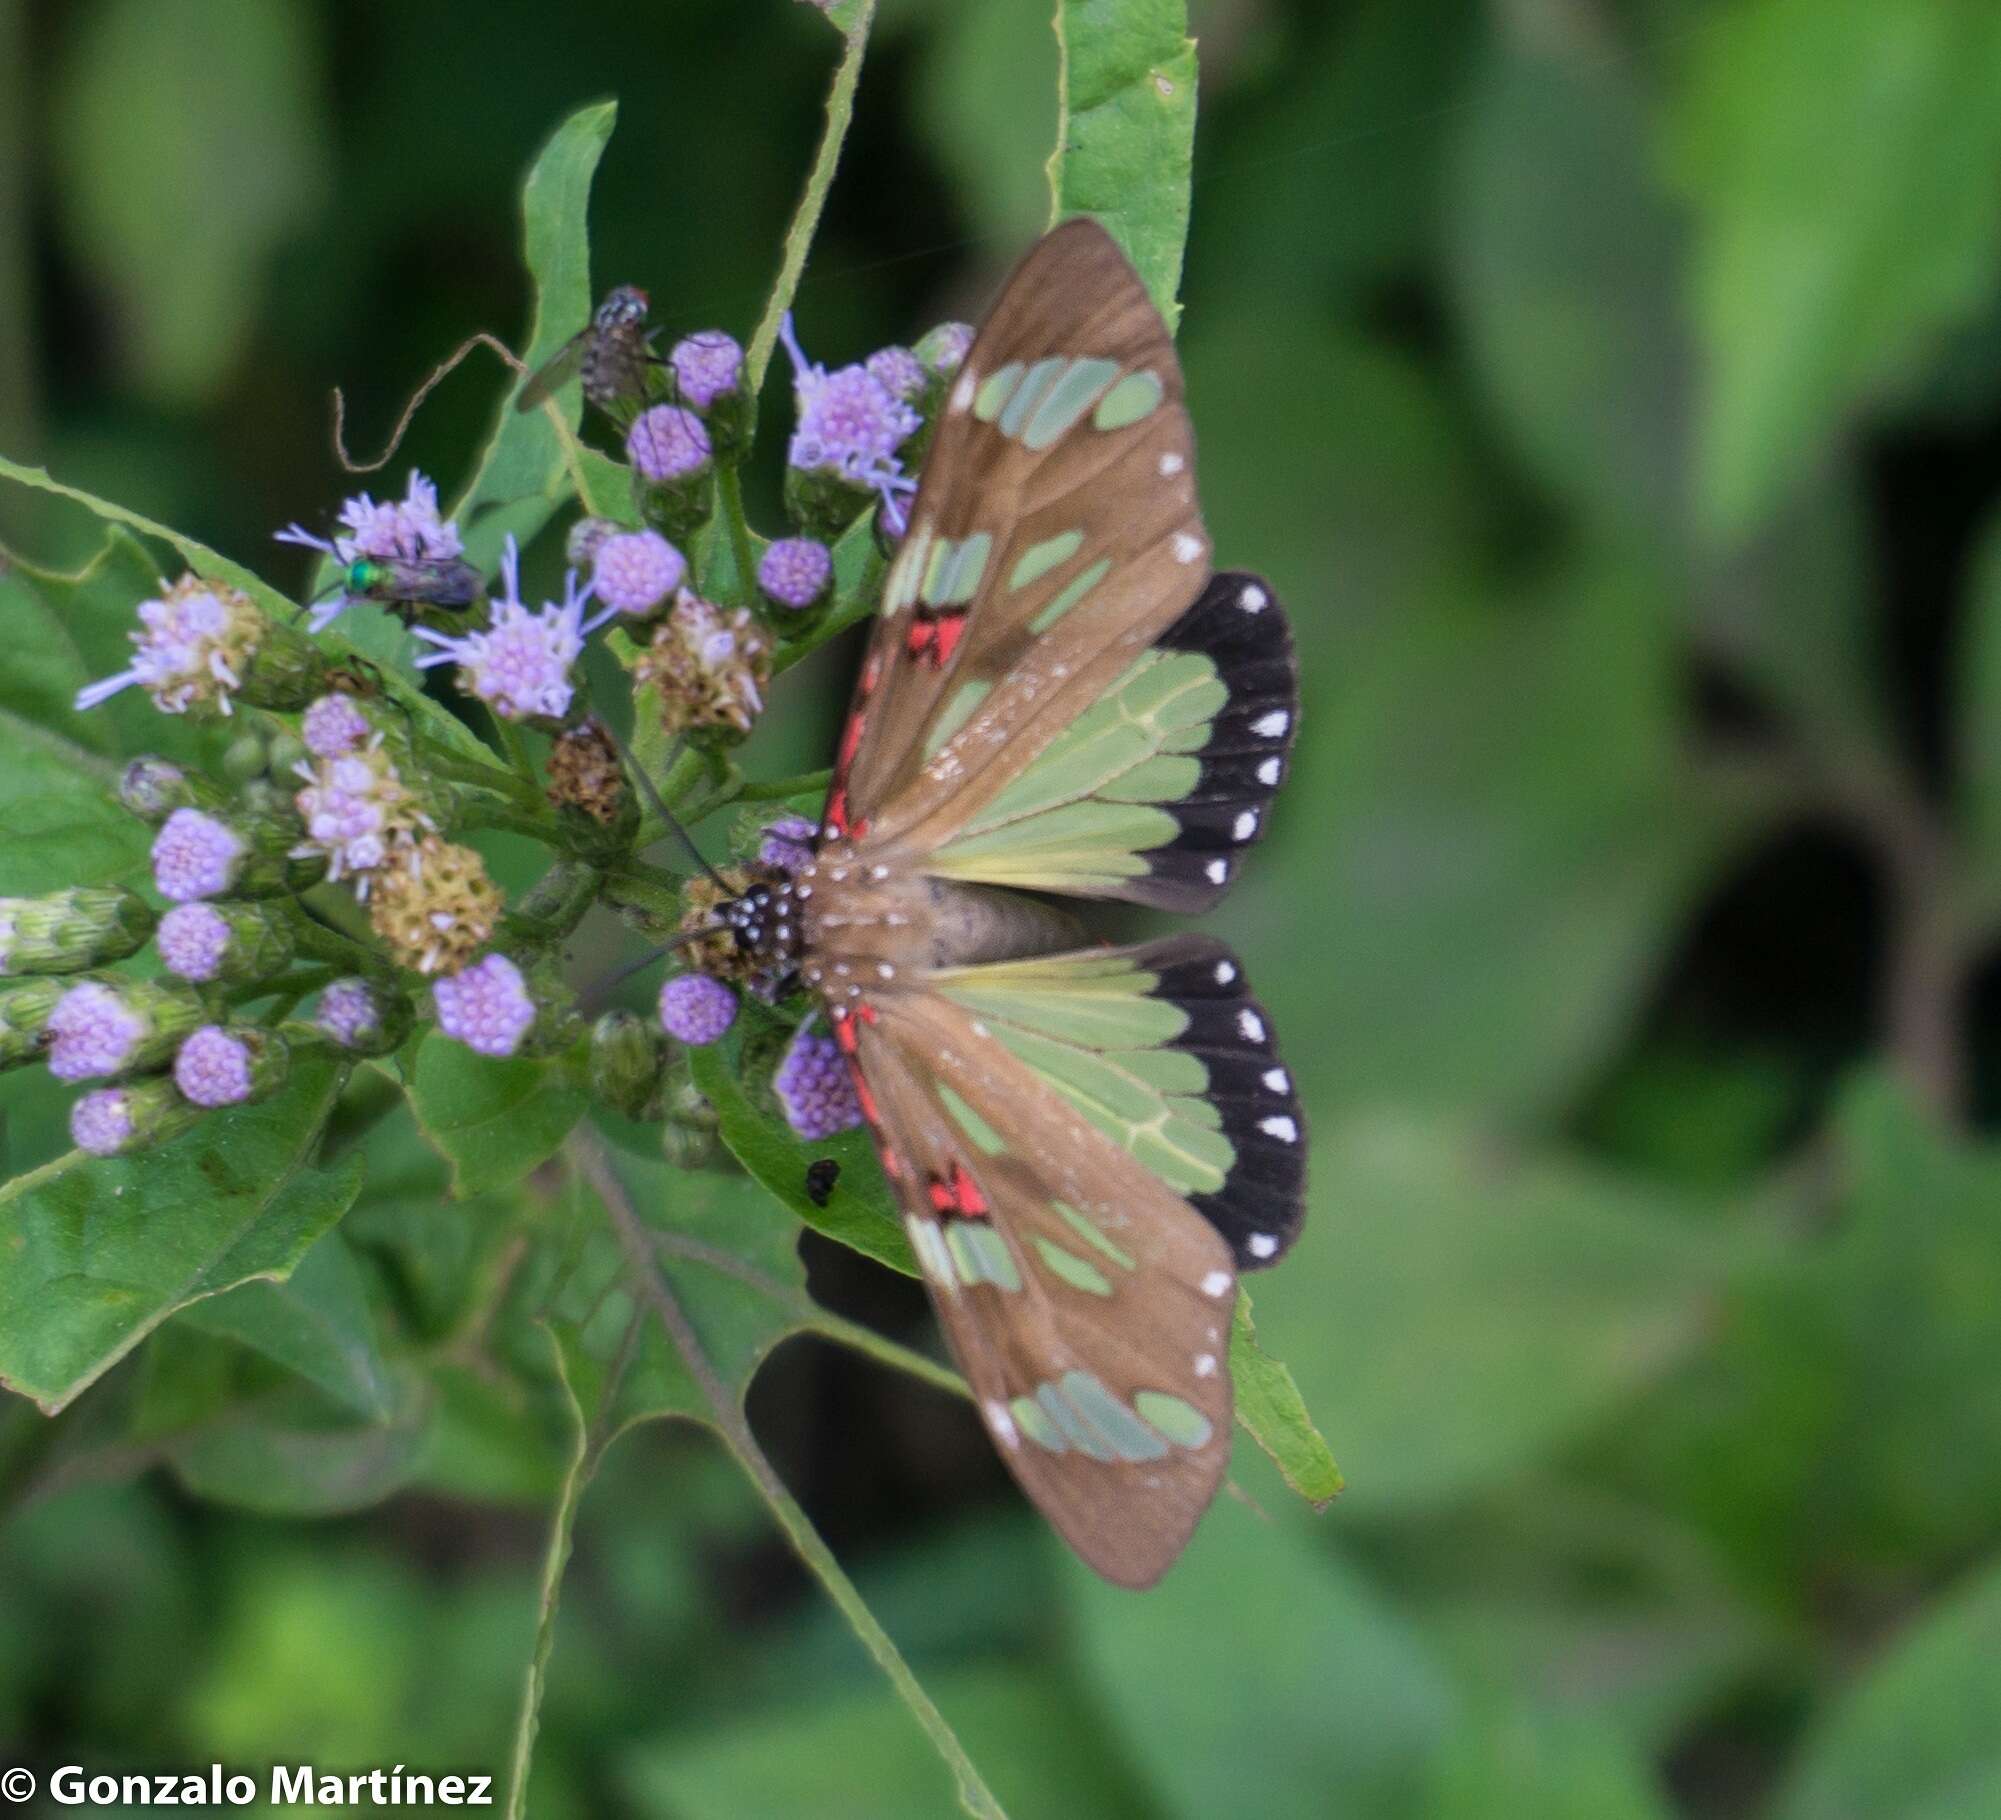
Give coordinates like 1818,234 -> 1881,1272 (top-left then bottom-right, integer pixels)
8,0 -> 2001,1814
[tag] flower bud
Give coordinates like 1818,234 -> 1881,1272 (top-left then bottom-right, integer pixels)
774,1025 -> 862,1139
314,977 -> 412,1056
433,952 -> 580,1060
589,1009 -> 668,1120
914,320 -> 974,378
669,330 -> 748,455
155,901 -> 296,984
755,537 -> 833,617
0,887 -> 154,977
173,1025 -> 290,1108
368,838 -> 503,975
659,973 -> 737,1047
566,515 -> 624,572
151,806 -> 326,903
0,977 -> 66,1069
70,1077 -> 202,1157
591,529 -> 687,622
118,756 -> 226,824
627,406 -> 715,540
45,977 -> 204,1081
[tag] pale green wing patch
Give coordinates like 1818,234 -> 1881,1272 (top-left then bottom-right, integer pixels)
923,645 -> 1224,895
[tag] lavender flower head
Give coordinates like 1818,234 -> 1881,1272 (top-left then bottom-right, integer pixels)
915,320 -> 974,375
173,1026 -> 255,1107
433,953 -> 538,1058
758,814 -> 818,875
774,1025 -> 862,1139
412,536 -> 613,723
46,981 -> 147,1081
670,331 -> 743,411
659,973 -> 737,1047
275,470 -> 463,633
593,530 -> 687,618
152,809 -> 243,902
626,405 -> 712,483
70,1087 -> 138,1157
756,538 -> 833,612
293,739 -> 431,889
75,574 -> 266,717
316,977 -> 394,1050
156,904 -> 231,982
780,314 -> 920,531
301,692 -> 372,758
866,345 -> 926,402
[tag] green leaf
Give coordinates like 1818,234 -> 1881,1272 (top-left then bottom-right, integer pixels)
1229,1289 -> 1342,1507
1248,1112 -> 1736,1513
625,1663 -> 1151,1820
1673,0 -> 2001,538
407,1033 -> 588,1199
1047,0 -> 1197,326
1064,1502 -> 1457,1820
690,1013 -> 915,1277
176,1228 -> 396,1422
916,3 -> 1058,254
1447,26 -> 1688,549
0,1052 -> 356,1414
1775,1550 -> 2001,1820
51,0 -> 327,405
0,454 -> 489,762
453,102 -> 617,557
1421,1707 -> 1675,1820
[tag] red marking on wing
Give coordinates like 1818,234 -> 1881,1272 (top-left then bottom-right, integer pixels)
950,1161 -> 989,1217
837,710 -> 867,770
931,612 -> 968,667
833,1015 -> 859,1056
861,652 -> 883,697
824,786 -> 850,836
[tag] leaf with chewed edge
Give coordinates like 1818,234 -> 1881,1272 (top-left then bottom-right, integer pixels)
1232,1288 -> 1343,1507
0,1053 -> 357,1413
1047,0 -> 1197,328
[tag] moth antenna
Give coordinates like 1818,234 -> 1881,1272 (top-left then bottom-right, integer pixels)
582,925 -> 726,1012
333,331 -> 530,474
595,722 -> 735,893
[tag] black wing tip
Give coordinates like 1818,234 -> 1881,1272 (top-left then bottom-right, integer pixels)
1141,935 -> 1308,1272
1133,570 -> 1300,913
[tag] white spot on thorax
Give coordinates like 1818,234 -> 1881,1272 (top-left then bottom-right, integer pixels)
1248,1232 -> 1279,1259
1253,710 -> 1289,739
1260,1116 -> 1298,1144
1238,1008 -> 1266,1042
1201,1269 -> 1232,1298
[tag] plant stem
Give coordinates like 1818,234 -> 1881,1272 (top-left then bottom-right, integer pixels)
738,767 -> 832,804
495,718 -> 543,797
744,0 -> 879,408
717,463 -> 761,606
577,1131 -> 1006,1820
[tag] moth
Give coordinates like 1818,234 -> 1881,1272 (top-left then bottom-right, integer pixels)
715,221 -> 1303,1586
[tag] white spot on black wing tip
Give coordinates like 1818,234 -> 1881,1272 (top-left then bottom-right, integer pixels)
1257,757 -> 1282,786
1239,584 -> 1268,613
1263,1066 -> 1290,1093
1238,1008 -> 1266,1043
1260,1115 -> 1299,1144
1205,859 -> 1228,885
1253,710 -> 1290,739
1232,811 -> 1257,842
1214,960 -> 1237,985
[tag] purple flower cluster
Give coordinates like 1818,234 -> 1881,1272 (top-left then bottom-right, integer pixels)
173,1026 -> 254,1107
412,537 -> 612,723
659,973 -> 737,1047
151,809 -> 243,902
433,953 -> 538,1058
774,1026 -> 862,1140
670,331 -> 743,411
756,538 -> 833,612
276,470 -> 464,634
156,904 -> 232,982
70,1087 -> 138,1157
865,345 -> 926,402
593,530 -> 687,618
301,693 -> 372,757
45,982 -> 147,1081
780,314 -> 920,530
627,405 -> 712,483
74,575 -> 265,717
